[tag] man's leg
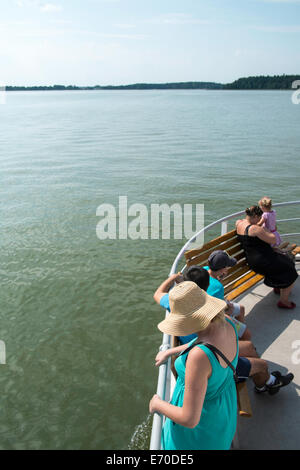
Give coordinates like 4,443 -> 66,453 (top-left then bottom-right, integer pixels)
239,340 -> 259,358
247,357 -> 269,388
246,357 -> 294,394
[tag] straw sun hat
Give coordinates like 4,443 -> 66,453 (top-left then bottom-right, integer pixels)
158,281 -> 227,336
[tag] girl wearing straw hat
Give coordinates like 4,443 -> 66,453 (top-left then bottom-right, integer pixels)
149,281 -> 239,450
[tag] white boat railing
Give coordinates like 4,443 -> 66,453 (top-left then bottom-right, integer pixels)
149,200 -> 300,450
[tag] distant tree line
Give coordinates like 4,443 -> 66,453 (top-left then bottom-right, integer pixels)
7,85 -> 88,91
223,75 -> 300,90
98,81 -> 224,90
5,75 -> 300,91
6,82 -> 223,91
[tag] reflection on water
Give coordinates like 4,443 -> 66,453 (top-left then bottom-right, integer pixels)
128,414 -> 152,450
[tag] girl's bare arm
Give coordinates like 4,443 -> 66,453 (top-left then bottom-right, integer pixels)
150,347 -> 210,428
155,342 -> 191,366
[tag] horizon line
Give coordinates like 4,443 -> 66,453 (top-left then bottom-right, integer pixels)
3,74 -> 300,89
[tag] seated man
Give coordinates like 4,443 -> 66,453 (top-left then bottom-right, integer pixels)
154,256 -> 250,341
204,250 -> 249,338
235,342 -> 294,394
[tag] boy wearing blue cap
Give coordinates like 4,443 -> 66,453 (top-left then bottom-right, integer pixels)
204,250 -> 249,339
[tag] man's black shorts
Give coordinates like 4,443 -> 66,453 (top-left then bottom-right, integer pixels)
236,357 -> 251,382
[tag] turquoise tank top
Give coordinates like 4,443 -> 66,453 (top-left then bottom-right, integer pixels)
161,318 -> 239,450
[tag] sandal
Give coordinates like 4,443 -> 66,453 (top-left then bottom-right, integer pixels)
277,301 -> 296,309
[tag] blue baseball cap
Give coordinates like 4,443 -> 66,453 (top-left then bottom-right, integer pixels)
208,250 -> 237,271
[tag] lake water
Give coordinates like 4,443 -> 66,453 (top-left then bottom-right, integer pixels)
1,90 -> 299,449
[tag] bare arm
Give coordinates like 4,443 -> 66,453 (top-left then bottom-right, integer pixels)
149,348 -> 211,428
249,225 -> 276,245
155,342 -> 191,366
153,272 -> 184,304
256,216 -> 265,227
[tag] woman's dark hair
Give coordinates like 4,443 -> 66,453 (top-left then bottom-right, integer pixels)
245,205 -> 263,218
183,266 -> 210,292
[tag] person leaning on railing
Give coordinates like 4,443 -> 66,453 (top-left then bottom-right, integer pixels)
150,281 -> 239,450
236,205 -> 298,309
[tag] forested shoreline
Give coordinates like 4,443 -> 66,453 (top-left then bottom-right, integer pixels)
5,75 -> 300,91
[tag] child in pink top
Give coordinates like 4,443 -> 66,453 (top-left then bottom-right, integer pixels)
258,197 -> 282,247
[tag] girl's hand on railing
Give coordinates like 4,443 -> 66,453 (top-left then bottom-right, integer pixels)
155,350 -> 170,367
149,394 -> 162,414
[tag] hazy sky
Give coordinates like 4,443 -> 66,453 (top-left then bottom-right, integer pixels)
1,0 -> 300,86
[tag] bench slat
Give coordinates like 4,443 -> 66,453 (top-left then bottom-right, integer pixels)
222,265 -> 252,288
184,229 -> 237,260
236,382 -> 252,418
228,252 -> 246,263
225,270 -> 262,294
225,274 -> 264,301
226,245 -> 244,257
186,239 -> 242,267
224,271 -> 256,295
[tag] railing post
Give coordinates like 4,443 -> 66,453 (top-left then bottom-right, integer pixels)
221,221 -> 228,235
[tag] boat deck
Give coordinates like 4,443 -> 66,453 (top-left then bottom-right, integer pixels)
150,202 -> 300,451
236,266 -> 300,450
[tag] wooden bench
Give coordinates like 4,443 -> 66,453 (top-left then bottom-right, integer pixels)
170,228 -> 264,419
184,228 -> 264,303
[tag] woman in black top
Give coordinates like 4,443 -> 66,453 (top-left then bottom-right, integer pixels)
236,206 -> 298,309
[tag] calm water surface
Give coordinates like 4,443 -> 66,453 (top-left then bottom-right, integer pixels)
1,90 -> 299,449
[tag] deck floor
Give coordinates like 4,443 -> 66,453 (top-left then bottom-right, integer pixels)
236,265 -> 300,450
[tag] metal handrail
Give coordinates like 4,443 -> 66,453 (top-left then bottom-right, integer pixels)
150,200 -> 300,450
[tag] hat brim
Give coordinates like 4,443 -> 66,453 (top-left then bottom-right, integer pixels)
157,294 -> 227,336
